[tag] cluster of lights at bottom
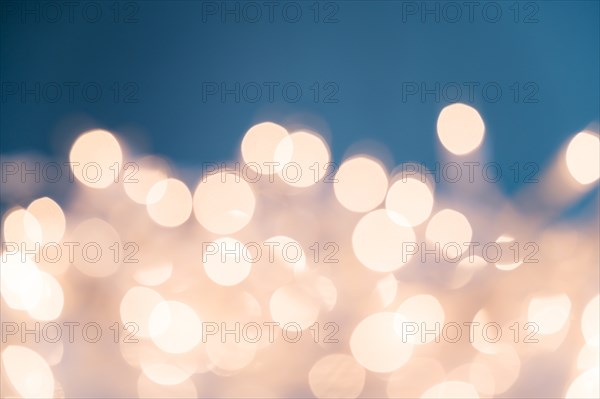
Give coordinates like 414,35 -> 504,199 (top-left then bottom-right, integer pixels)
0,103 -> 599,398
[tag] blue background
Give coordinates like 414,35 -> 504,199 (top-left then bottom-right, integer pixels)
1,0 -> 599,200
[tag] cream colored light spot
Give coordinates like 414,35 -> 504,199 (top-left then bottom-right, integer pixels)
425,209 -> 472,260
120,286 -> 165,337
149,301 -> 202,354
241,122 -> 290,174
582,295 -> 599,346
2,346 -> 54,398
124,156 -> 169,204
352,209 -> 416,272
0,255 -> 44,311
206,339 -> 257,371
566,131 -> 600,185
421,381 -> 479,398
528,294 -> 571,335
396,294 -> 445,344
146,178 -> 192,227
133,263 -> 173,287
334,156 -> 388,212
565,368 -> 599,399
69,129 -> 123,188
350,312 -> 413,373
3,207 -> 42,247
26,197 -> 65,243
386,178 -> 434,226
71,218 -> 121,278
141,362 -> 194,386
27,272 -> 64,320
269,284 -> 320,330
137,374 -> 198,399
437,103 -> 485,155
275,131 -> 330,187
203,238 -> 252,286
494,235 -> 524,271
193,173 -> 256,234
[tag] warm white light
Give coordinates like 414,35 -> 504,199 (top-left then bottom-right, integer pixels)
334,156 -> 388,212
425,209 -> 472,260
193,172 -> 256,234
2,345 -> 55,398
421,381 -> 479,398
528,294 -> 571,335
566,131 -> 600,185
241,122 -> 289,174
26,197 -> 66,243
350,312 -> 414,373
565,368 -> 599,399
581,295 -> 599,346
149,301 -> 202,354
69,129 -> 123,188
386,177 -> 434,226
274,131 -> 330,187
203,237 -> 252,286
352,209 -> 416,272
437,103 -> 485,155
396,294 -> 445,344
146,178 -> 193,227
269,283 -> 320,330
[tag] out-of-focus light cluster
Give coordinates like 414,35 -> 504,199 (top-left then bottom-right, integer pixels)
1,104 -> 599,398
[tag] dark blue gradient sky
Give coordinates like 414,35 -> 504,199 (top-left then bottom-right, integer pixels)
1,1 -> 599,198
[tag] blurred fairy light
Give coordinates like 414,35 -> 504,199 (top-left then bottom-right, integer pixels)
0,103 -> 598,398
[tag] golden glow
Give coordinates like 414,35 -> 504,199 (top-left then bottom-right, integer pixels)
69,129 -> 123,188
352,209 -> 416,272
2,345 -> 55,398
566,131 -> 600,185
386,177 -> 434,226
350,312 -> 414,373
334,156 -> 388,212
193,172 -> 256,234
436,103 -> 485,155
146,178 -> 192,227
